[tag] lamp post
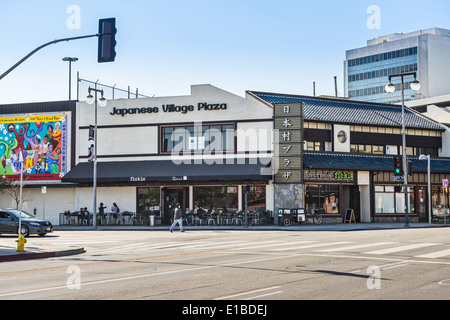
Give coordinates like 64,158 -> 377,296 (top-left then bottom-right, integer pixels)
419,154 -> 432,225
385,72 -> 421,227
62,57 -> 78,100
86,84 -> 107,228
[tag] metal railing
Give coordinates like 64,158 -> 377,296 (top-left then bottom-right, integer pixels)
77,73 -> 152,101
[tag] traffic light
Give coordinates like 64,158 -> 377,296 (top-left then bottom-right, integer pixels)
98,18 -> 117,63
393,156 -> 403,176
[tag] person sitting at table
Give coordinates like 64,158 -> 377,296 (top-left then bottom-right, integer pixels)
197,206 -> 206,214
83,207 -> 90,225
78,207 -> 85,225
193,206 -> 202,225
185,209 -> 192,225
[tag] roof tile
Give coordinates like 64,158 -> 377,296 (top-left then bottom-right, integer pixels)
250,92 -> 443,130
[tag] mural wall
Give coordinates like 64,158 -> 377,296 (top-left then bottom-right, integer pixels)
0,114 -> 67,181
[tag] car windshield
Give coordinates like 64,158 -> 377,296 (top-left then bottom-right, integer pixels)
8,210 -> 34,219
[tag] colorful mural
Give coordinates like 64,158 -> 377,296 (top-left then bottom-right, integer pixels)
0,114 -> 67,181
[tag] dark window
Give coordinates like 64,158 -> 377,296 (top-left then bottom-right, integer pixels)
348,47 -> 417,68
137,188 -> 161,215
161,124 -> 235,153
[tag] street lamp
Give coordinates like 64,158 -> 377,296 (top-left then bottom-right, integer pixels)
86,84 -> 107,228
385,72 -> 421,227
62,57 -> 78,100
419,154 -> 432,225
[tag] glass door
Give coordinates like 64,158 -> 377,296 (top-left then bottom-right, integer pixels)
418,187 -> 427,222
163,188 -> 187,225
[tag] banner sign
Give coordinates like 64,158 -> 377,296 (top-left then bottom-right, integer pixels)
88,125 -> 95,162
0,114 -> 68,181
274,103 -> 304,184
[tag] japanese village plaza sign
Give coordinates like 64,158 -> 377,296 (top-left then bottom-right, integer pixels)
109,102 -> 228,117
274,103 -> 304,184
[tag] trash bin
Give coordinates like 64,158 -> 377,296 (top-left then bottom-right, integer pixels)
149,215 -> 155,226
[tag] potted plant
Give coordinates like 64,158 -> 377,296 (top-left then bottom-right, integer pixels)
264,210 -> 273,225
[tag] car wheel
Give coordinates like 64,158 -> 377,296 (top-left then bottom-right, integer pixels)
19,225 -> 29,237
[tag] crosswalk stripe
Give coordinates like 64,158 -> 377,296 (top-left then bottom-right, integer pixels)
244,240 -> 316,250
133,242 -> 196,252
185,240 -> 279,251
271,242 -> 352,251
316,242 -> 396,253
415,248 -> 450,259
52,240 -> 116,245
364,243 -> 440,255
96,243 -> 148,253
179,240 -> 245,249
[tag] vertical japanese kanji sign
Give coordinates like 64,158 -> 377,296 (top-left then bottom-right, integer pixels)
274,103 -> 303,184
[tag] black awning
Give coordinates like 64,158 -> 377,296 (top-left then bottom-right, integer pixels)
61,159 -> 272,184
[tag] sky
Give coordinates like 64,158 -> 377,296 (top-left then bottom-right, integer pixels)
0,0 -> 450,104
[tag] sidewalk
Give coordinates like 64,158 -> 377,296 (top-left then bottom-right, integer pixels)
1,222 -> 447,262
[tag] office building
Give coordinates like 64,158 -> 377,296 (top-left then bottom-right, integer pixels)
345,28 -> 450,104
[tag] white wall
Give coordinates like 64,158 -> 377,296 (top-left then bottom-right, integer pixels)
333,124 -> 350,152
0,186 -> 137,226
77,84 -> 274,163
428,35 -> 450,98
440,128 -> 450,157
358,171 -> 371,223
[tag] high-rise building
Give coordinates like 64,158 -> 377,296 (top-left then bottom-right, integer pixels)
345,28 -> 450,104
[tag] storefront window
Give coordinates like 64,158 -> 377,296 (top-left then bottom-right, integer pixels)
194,186 -> 238,213
245,186 -> 266,211
432,187 -> 450,215
137,188 -> 161,215
375,186 -> 415,214
375,187 -> 394,213
305,184 -> 340,214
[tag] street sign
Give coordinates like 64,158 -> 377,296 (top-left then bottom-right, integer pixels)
443,179 -> 449,188
393,176 -> 404,182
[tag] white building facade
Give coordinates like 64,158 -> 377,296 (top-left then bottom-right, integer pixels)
0,85 -> 275,226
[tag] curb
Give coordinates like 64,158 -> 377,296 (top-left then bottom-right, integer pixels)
0,247 -> 85,263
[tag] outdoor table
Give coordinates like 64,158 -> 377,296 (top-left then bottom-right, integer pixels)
70,212 -> 80,225
122,212 -> 133,225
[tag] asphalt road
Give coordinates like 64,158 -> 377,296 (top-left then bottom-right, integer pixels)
0,228 -> 449,304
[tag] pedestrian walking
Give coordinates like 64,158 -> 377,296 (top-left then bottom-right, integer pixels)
170,203 -> 184,233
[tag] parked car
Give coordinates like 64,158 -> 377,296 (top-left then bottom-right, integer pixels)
0,209 -> 53,237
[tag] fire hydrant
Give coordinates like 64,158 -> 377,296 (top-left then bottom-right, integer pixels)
16,234 -> 27,253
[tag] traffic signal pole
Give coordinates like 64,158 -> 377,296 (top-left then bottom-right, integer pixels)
0,34 -> 99,82
1,17 -> 117,81
401,79 -> 410,228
